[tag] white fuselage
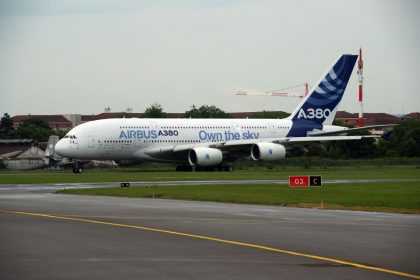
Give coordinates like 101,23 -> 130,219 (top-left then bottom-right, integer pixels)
55,118 -> 293,161
54,54 -> 359,166
55,117 -> 346,163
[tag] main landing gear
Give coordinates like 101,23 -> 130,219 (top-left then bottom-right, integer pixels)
72,162 -> 83,173
175,165 -> 234,172
72,166 -> 83,173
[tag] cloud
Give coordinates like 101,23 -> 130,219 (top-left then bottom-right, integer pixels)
0,0 -> 419,115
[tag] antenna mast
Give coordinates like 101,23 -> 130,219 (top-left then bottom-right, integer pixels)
357,48 -> 364,127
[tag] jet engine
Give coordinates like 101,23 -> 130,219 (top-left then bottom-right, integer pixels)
251,143 -> 286,161
188,148 -> 223,166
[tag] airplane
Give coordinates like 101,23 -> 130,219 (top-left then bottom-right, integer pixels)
55,54 -> 391,172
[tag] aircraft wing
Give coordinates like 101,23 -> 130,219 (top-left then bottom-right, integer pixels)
307,124 -> 398,137
156,135 -> 376,154
276,135 -> 373,143
220,135 -> 376,151
223,135 -> 375,146
142,143 -> 214,155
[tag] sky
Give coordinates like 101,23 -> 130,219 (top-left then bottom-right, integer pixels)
1,0 -> 419,116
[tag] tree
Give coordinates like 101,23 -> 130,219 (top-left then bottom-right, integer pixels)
143,102 -> 167,118
323,130 -> 378,158
54,128 -> 69,139
248,111 -> 289,119
12,118 -> 53,142
0,113 -> 14,137
185,105 -> 230,118
332,119 -> 353,128
379,119 -> 420,157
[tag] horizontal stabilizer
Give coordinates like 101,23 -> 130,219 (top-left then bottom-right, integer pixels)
307,124 -> 398,137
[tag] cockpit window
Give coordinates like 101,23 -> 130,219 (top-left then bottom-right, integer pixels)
64,135 -> 77,139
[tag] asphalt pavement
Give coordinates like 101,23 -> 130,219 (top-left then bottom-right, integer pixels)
1,183 -> 419,280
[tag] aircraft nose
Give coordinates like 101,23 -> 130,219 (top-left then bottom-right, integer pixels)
54,139 -> 67,157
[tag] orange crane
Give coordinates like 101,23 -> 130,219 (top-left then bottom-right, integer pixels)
235,83 -> 309,99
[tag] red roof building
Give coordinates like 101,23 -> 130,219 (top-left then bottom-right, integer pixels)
402,112 -> 420,120
335,111 -> 400,127
362,113 -> 400,126
11,115 -> 72,130
10,111 -> 417,131
81,112 -> 184,123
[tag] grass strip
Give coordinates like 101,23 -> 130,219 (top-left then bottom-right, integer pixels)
1,167 -> 420,184
58,182 -> 420,214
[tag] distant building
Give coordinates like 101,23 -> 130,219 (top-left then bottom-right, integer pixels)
335,111 -> 360,126
0,136 -> 62,170
363,113 -> 401,126
80,112 -> 185,123
9,111 -> 418,131
81,112 -> 142,123
0,139 -> 37,157
335,111 -> 400,127
402,112 -> 420,120
0,139 -> 46,170
62,114 -> 82,128
11,115 -> 72,130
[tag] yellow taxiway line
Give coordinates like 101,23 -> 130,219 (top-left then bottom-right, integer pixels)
1,209 -> 419,279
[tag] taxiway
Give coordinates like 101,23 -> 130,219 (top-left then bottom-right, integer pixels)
1,183 -> 419,279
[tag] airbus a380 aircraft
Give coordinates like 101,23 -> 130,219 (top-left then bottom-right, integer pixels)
55,54 -> 387,172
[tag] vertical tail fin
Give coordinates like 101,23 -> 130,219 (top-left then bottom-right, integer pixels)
287,54 -> 358,137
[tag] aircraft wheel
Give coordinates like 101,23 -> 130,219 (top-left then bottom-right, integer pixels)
73,166 -> 82,173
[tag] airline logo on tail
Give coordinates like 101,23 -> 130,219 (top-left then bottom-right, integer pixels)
288,54 -> 358,137
297,108 -> 332,119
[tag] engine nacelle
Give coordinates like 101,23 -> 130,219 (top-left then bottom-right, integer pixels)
188,147 -> 223,166
251,143 -> 286,161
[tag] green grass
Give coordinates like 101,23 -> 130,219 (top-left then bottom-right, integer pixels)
58,182 -> 420,214
2,166 -> 419,213
1,167 -> 419,185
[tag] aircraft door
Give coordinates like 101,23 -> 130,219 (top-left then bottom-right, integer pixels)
88,136 -> 94,148
231,122 -> 241,133
151,121 -> 159,130
268,121 -> 277,135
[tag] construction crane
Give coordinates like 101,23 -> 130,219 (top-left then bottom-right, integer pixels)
235,83 -> 309,99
